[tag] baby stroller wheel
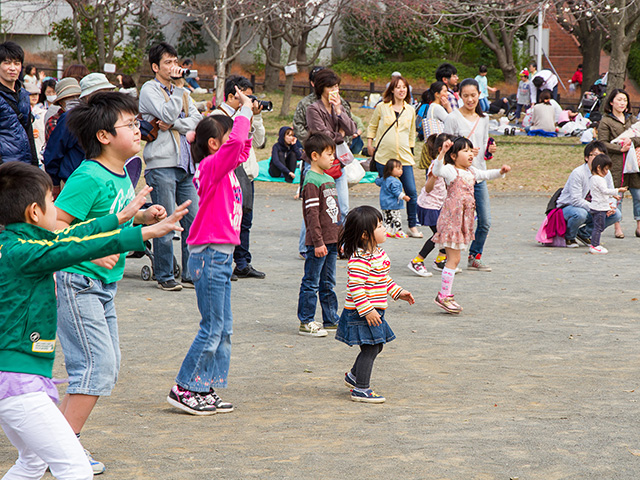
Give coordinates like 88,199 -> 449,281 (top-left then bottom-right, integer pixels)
141,265 -> 152,281
173,257 -> 181,279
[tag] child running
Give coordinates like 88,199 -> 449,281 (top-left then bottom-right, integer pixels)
167,86 -> 253,415
589,154 -> 627,254
431,138 -> 511,314
0,162 -> 187,480
336,206 -> 415,403
407,133 -> 456,277
374,158 -> 410,238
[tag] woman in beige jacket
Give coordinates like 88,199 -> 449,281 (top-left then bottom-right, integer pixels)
367,76 -> 420,237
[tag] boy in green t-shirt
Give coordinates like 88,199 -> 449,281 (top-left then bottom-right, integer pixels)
297,133 -> 340,338
54,91 -> 178,473
0,162 -> 188,479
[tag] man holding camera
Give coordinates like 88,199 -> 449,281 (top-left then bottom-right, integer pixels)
139,42 -> 203,291
210,75 -> 266,280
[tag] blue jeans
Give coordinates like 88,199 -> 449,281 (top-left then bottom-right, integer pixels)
469,181 -> 491,257
334,171 -> 349,223
620,187 -> 640,221
56,272 -> 120,396
144,167 -> 199,282
176,248 -> 233,391
376,162 -> 418,228
233,182 -> 254,270
350,136 -> 364,155
479,97 -> 490,112
297,243 -> 338,327
562,205 -> 622,239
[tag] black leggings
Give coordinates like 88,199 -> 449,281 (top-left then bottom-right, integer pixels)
351,343 -> 384,389
418,226 -> 445,259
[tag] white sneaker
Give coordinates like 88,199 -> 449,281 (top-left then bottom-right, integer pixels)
84,448 -> 105,475
407,261 -> 432,277
589,245 -> 608,254
298,321 -> 328,337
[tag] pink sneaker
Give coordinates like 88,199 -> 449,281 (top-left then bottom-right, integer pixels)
395,231 -> 408,238
434,293 -> 462,314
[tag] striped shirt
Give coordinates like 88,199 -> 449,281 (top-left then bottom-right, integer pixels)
344,248 -> 404,315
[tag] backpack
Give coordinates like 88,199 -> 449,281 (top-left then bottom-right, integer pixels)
415,102 -> 429,141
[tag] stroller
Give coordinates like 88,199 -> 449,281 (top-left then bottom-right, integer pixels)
124,156 -> 181,282
578,73 -> 607,117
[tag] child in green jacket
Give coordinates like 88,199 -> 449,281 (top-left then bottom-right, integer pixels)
0,162 -> 189,479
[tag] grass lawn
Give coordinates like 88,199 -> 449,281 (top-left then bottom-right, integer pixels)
188,91 -> 586,194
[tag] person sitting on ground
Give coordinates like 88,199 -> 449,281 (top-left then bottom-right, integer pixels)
181,58 -> 207,94
528,90 -> 557,136
555,140 -> 622,247
269,126 -> 303,183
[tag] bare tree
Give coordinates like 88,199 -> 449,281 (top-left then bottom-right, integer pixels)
63,0 -> 134,67
554,1 -> 604,94
260,0 -> 347,116
599,0 -> 640,93
166,0 -> 279,105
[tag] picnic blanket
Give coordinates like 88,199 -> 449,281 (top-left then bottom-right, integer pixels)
255,159 -> 379,184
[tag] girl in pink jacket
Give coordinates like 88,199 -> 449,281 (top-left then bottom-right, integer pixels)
167,87 -> 253,416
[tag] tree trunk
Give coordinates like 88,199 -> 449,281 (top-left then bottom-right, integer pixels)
95,4 -> 106,69
579,27 -> 602,95
607,36 -> 629,94
297,31 -> 308,65
264,32 -> 282,91
216,58 -> 226,107
493,45 -> 518,84
280,45 -> 299,117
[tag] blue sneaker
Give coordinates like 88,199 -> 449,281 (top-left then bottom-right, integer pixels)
350,388 -> 385,403
344,372 -> 357,388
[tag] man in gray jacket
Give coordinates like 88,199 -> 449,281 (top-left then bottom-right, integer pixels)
139,42 -> 202,291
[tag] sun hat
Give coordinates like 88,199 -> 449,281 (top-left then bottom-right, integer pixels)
79,73 -> 116,98
53,78 -> 81,105
391,71 -> 402,77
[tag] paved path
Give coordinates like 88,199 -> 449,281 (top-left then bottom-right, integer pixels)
2,187 -> 640,479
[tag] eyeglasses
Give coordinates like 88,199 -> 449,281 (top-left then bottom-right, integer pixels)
114,119 -> 140,131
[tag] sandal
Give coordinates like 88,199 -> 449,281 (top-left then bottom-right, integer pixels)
407,229 -> 424,238
635,230 -> 640,238
615,232 -> 625,239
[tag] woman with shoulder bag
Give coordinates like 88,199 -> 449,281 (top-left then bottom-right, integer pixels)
366,75 -> 421,237
306,69 -> 357,223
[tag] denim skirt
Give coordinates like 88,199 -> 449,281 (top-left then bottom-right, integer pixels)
417,205 -> 440,227
335,308 -> 395,346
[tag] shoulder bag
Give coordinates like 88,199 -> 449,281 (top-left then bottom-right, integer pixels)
369,106 -> 404,172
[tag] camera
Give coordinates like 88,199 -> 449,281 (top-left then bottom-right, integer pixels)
247,94 -> 273,112
171,68 -> 198,80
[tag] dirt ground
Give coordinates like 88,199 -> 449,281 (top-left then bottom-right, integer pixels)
2,184 -> 640,480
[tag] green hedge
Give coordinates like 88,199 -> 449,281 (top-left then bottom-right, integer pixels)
331,58 -> 505,85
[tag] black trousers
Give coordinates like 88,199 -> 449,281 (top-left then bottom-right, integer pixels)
351,343 -> 384,389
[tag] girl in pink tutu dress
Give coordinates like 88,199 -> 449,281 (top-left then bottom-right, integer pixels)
431,137 -> 511,314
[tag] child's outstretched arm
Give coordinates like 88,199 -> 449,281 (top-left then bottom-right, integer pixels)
474,164 -> 511,182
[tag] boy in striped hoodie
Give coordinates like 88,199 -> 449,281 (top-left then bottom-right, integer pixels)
297,133 -> 340,337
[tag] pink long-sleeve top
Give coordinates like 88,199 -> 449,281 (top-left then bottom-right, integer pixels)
187,110 -> 253,246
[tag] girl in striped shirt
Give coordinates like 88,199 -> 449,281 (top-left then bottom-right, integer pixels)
336,206 -> 415,403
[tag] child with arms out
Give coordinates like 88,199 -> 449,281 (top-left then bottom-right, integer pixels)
167,87 -> 254,415
53,91 -> 181,474
336,206 -> 414,403
408,133 -> 458,277
431,137 -> 510,314
0,162 -> 186,480
297,133 -> 341,338
374,159 -> 411,238
589,154 -> 627,254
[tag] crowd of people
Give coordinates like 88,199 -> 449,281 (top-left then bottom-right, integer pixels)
1,37 -> 639,479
